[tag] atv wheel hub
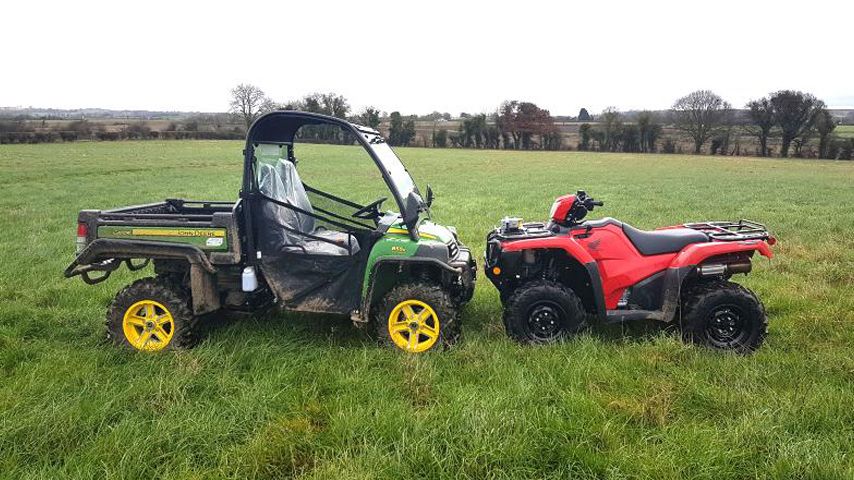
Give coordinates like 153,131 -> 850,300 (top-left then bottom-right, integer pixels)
527,302 -> 563,340
706,304 -> 746,346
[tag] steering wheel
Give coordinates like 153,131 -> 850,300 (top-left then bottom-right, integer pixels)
352,197 -> 387,219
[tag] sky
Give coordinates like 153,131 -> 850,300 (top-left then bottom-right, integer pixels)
3,0 -> 852,116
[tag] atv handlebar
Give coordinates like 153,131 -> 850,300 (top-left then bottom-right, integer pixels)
576,190 -> 603,210
562,190 -> 604,225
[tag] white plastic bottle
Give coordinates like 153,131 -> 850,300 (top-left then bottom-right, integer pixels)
242,266 -> 258,292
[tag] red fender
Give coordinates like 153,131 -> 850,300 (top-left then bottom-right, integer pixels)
500,236 -> 595,264
499,235 -> 606,317
670,240 -> 773,268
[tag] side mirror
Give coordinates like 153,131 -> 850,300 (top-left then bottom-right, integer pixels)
426,185 -> 434,208
402,191 -> 423,234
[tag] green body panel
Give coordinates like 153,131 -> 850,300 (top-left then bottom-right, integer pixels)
97,226 -> 229,251
361,219 -> 455,294
409,220 -> 455,244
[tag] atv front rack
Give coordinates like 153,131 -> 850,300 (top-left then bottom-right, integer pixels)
683,220 -> 770,242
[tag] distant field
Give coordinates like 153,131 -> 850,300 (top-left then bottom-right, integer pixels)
19,117 -> 854,154
836,124 -> 854,137
1,141 -> 853,479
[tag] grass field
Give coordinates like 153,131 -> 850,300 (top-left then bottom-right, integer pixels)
1,141 -> 853,479
836,124 -> 854,138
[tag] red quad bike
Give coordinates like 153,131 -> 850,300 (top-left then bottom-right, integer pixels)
484,191 -> 777,352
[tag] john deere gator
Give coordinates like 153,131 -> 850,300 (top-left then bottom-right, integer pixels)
65,111 -> 476,353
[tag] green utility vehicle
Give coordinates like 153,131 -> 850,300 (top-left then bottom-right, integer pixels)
65,111 -> 476,353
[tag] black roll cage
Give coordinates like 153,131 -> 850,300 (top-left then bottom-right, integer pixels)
241,111 -> 418,261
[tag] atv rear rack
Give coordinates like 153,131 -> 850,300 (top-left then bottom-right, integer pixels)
683,220 -> 770,242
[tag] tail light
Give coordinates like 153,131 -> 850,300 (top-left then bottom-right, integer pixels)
767,235 -> 777,246
76,222 -> 88,254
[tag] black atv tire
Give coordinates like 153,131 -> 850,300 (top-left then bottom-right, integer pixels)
374,282 -> 459,353
680,280 -> 767,353
499,289 -> 511,306
504,280 -> 587,344
106,277 -> 199,351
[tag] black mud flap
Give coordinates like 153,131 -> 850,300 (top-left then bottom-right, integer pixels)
260,251 -> 367,315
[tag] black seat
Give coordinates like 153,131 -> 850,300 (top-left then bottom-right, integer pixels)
622,223 -> 708,256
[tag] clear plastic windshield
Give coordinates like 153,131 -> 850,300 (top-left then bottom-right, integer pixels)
367,140 -> 418,200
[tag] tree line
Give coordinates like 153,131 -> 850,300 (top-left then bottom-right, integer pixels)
229,84 -> 852,159
670,89 -> 846,159
0,115 -> 243,144
230,86 -> 568,151
2,83 -> 850,160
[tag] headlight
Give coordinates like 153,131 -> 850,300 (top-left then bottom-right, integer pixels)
548,201 -> 559,220
448,241 -> 459,259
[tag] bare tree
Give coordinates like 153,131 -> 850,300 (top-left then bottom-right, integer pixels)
745,97 -> 775,157
770,90 -> 823,158
671,90 -> 731,154
229,84 -> 273,129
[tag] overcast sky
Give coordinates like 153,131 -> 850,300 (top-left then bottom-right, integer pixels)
3,0 -> 852,115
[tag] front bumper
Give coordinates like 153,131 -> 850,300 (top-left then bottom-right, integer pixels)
483,230 -> 527,292
451,245 -> 477,304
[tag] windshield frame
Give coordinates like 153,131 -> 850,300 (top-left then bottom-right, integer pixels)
365,134 -> 421,198
362,133 -> 425,233
243,111 -> 425,239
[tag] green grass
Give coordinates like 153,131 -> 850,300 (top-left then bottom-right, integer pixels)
1,141 -> 853,479
836,124 -> 854,138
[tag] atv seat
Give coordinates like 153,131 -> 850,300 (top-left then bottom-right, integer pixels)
257,159 -> 360,256
622,223 -> 708,256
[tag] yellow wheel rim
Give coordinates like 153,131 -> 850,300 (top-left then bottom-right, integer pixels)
122,300 -> 175,352
388,299 -> 440,353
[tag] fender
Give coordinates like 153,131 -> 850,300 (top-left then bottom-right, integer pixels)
499,236 -> 606,321
670,240 -> 773,268
500,235 -> 596,264
644,240 -> 773,323
360,257 -> 463,323
64,238 -> 221,315
64,238 -> 217,278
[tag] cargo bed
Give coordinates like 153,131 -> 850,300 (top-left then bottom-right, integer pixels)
66,199 -> 243,284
